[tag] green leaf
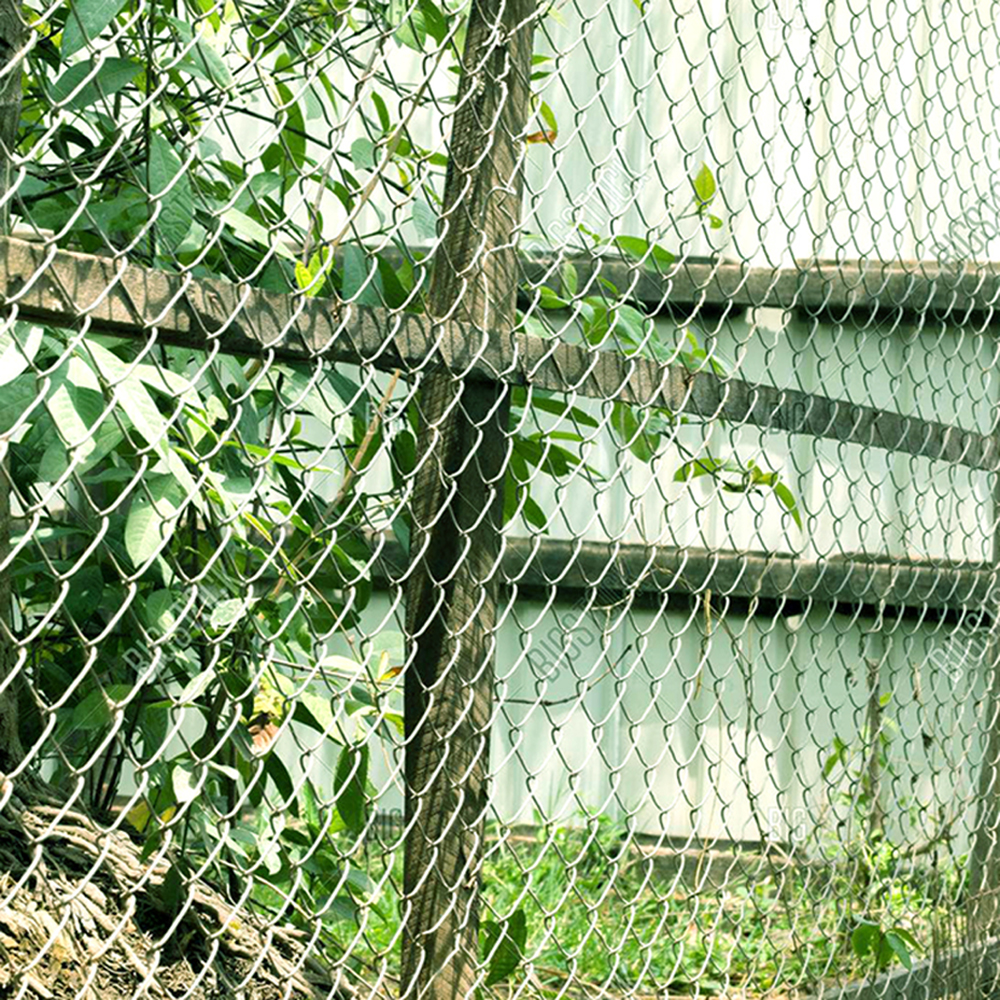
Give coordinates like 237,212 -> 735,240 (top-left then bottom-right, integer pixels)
144,589 -> 180,634
125,474 -> 184,567
43,356 -> 106,465
166,17 -> 234,90
333,744 -> 369,834
613,235 -> 674,270
538,285 -> 569,309
823,736 -> 848,777
148,133 -> 194,252
692,163 -> 717,209
172,762 -> 203,804
210,598 -> 248,630
885,932 -> 913,970
0,375 -> 39,435
179,667 -> 216,703
62,0 -> 128,57
851,922 -> 879,960
773,481 -> 803,529
85,341 -> 198,496
611,401 -> 658,463
350,137 -> 377,171
418,0 -> 448,43
70,684 -> 133,732
515,391 -> 598,428
372,91 -> 391,132
561,261 -> 578,297
0,323 -> 42,386
49,57 -> 138,111
222,208 -> 295,260
412,198 -> 438,241
64,565 -> 104,623
482,909 -> 528,985
539,100 -> 558,135
276,85 -> 306,169
342,245 -> 383,307
890,926 -> 920,950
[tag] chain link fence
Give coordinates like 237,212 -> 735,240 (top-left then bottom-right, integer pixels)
0,0 -> 998,998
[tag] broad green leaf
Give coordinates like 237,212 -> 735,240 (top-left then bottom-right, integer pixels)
295,260 -> 314,294
334,743 -> 369,833
851,922 -> 879,960
412,198 -> 438,241
179,667 -> 216,703
885,932 -> 913,970
172,42 -> 234,91
0,323 -> 42,385
62,0 -> 128,57
49,57 -> 138,111
64,565 -> 104,623
773,481 -> 803,529
45,354 -> 104,437
692,163 -> 717,208
342,245 -> 383,307
221,207 -> 295,260
614,235 -> 674,270
560,262 -> 578,297
276,85 -> 306,169
125,474 -> 184,566
538,286 -> 569,309
144,588 -> 181,635
39,413 -> 124,482
70,683 -> 133,733
210,597 -> 248,629
0,375 -> 41,435
350,138 -> 377,171
148,133 -> 195,252
172,762 -> 203,804
418,0 -> 448,43
483,909 -> 528,985
85,341 -> 198,496
611,401 -> 658,463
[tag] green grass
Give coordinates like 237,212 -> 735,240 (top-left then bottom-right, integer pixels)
315,815 -> 960,999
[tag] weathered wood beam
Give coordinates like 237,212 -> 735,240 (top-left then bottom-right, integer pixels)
367,535 -> 998,618
1,238 -> 996,474
815,934 -> 1000,1000
516,253 -> 1000,318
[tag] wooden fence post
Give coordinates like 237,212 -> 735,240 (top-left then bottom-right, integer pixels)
967,472 -> 1000,975
0,0 -> 26,780
401,2 -> 535,999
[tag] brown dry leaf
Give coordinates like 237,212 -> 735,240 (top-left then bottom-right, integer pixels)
248,714 -> 280,752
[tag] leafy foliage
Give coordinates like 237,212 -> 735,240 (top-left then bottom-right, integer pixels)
7,0 -> 806,990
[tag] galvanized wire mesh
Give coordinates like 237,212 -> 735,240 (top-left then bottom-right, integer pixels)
0,1 -> 998,1000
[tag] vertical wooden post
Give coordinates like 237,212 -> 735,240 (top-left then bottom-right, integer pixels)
402,2 -> 535,999
969,630 -> 1000,936
0,0 -> 25,779
968,470 -> 1000,961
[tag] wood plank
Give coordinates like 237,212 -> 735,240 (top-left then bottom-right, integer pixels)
0,237 -> 996,472
815,935 -> 1000,1000
367,535 -> 997,617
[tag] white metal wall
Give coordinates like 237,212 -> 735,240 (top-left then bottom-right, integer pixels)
187,0 -> 1000,852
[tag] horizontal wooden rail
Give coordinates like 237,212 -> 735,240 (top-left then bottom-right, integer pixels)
815,934 -> 999,1000
518,252 -> 1000,318
368,535 -> 997,617
1,238 -> 996,472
